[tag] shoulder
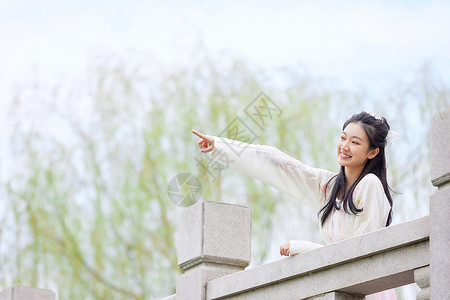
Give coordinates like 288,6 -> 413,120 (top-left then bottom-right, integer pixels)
353,173 -> 387,208
358,173 -> 383,189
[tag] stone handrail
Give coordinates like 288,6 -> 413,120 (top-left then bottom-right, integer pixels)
206,215 -> 429,299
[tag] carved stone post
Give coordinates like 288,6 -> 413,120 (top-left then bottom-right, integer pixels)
429,109 -> 450,300
176,201 -> 251,300
414,266 -> 430,300
0,286 -> 55,300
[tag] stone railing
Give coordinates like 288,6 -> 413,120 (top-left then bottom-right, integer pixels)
161,108 -> 450,300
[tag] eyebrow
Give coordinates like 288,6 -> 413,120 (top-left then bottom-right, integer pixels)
342,131 -> 364,142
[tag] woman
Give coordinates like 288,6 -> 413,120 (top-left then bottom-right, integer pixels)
192,111 -> 396,299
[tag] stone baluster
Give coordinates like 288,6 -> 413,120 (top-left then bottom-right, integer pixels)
428,108 -> 450,300
414,266 -> 430,300
176,200 -> 251,300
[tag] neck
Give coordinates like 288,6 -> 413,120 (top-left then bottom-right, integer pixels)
344,165 -> 365,191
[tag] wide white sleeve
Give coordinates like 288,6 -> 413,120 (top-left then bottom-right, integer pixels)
352,174 -> 391,236
289,240 -> 324,256
211,136 -> 335,210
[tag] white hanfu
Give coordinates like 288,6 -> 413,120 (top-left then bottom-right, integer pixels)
212,137 -> 396,300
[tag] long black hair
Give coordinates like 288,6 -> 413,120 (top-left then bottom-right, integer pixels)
319,111 -> 393,227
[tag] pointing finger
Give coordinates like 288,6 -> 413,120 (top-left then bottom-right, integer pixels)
192,130 -> 205,140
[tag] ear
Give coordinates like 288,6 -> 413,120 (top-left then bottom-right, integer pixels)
368,147 -> 380,159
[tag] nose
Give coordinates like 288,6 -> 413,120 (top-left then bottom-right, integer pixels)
341,142 -> 349,151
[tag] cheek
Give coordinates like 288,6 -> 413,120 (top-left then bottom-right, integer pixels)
353,148 -> 367,159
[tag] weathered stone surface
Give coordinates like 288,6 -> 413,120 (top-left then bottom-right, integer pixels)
0,286 -> 55,300
308,292 -> 364,300
414,266 -> 430,300
206,216 -> 429,299
177,200 -> 203,268
414,266 -> 430,289
175,201 -> 252,299
177,201 -> 251,270
202,201 -> 251,265
429,108 -> 450,300
208,242 -> 427,300
177,264 -> 243,300
177,268 -> 202,300
430,109 -> 450,186
429,187 -> 450,300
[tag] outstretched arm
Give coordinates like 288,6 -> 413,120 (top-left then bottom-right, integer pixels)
193,130 -> 333,258
192,130 -> 335,210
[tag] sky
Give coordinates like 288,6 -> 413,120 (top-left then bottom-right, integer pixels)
0,0 -> 449,182
1,0 -> 449,102
1,0 -> 449,173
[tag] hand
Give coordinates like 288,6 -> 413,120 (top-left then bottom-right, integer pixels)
192,130 -> 215,153
280,241 -> 290,256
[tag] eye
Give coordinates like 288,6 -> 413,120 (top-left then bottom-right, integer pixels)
352,141 -> 360,145
340,136 -> 345,140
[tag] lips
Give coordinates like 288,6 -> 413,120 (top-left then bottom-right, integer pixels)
340,152 -> 352,159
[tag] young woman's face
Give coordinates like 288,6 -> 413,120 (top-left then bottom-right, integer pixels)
336,122 -> 378,171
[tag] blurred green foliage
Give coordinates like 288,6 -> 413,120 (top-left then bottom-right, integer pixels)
1,49 -> 448,299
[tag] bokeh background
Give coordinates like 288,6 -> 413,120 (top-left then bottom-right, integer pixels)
1,1 -> 449,299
